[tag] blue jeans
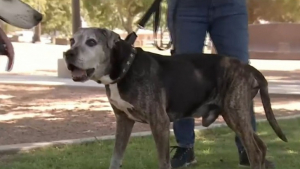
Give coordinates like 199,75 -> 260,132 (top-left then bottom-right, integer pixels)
167,0 -> 256,152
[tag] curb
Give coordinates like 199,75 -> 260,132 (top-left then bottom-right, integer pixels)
1,114 -> 300,155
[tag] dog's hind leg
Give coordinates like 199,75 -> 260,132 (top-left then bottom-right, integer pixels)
252,133 -> 276,169
222,108 -> 264,169
149,105 -> 171,169
222,81 -> 265,169
109,106 -> 135,169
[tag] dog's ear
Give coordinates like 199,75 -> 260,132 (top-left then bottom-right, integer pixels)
110,40 -> 133,80
112,40 -> 132,60
97,28 -> 121,49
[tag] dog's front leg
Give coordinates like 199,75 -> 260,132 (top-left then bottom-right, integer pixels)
109,107 -> 135,169
149,106 -> 171,169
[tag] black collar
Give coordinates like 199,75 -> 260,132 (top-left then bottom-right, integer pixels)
97,47 -> 137,84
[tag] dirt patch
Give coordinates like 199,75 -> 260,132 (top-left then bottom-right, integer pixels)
0,84 -> 299,145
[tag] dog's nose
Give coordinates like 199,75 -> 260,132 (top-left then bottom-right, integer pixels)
65,48 -> 78,58
34,12 -> 43,22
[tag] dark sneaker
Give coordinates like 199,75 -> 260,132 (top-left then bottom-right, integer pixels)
239,150 -> 250,167
239,150 -> 275,169
170,146 -> 197,168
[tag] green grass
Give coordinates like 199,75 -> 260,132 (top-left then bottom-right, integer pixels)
1,118 -> 299,169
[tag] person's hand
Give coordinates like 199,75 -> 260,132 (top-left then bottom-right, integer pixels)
0,27 -> 14,71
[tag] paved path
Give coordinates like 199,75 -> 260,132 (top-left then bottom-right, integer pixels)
0,74 -> 102,87
1,42 -> 300,72
0,74 -> 300,95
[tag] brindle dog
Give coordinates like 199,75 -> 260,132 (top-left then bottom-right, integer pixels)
63,28 -> 288,169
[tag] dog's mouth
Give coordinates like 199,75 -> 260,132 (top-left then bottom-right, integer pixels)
67,64 -> 95,82
0,27 -> 14,71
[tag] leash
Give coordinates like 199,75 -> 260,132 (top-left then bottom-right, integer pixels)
125,0 -> 172,51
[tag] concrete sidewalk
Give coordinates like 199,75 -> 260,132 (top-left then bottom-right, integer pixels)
0,74 -> 102,87
0,74 -> 300,95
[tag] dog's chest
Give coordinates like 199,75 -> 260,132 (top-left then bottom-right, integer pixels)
108,84 -> 140,121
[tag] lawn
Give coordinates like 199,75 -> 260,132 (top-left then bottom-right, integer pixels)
1,118 -> 299,169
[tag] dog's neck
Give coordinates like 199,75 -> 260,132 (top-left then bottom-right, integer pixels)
97,40 -> 137,85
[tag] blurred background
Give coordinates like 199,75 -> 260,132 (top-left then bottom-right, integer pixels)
1,0 -> 300,77
2,0 -> 300,47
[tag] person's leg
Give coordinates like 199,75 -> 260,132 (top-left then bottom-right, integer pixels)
208,0 -> 274,168
167,0 -> 209,168
208,0 -> 250,63
168,0 -> 209,54
208,0 -> 254,148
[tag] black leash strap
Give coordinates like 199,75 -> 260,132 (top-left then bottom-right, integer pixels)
125,0 -> 162,45
152,0 -> 172,51
125,0 -> 171,50
124,32 -> 137,46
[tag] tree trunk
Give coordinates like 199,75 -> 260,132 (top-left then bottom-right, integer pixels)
124,23 -> 133,34
72,0 -> 81,35
123,17 -> 133,34
160,26 -> 163,47
32,23 -> 41,43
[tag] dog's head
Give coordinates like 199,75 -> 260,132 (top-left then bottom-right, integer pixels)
64,28 -> 133,84
0,0 -> 43,29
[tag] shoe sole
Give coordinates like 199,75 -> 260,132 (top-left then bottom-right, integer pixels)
172,159 -> 197,169
238,163 -> 276,169
238,164 -> 250,168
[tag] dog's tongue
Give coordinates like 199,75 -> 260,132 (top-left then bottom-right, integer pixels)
71,68 -> 87,78
0,27 -> 14,71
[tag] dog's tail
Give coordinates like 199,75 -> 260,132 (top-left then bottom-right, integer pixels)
247,65 -> 288,142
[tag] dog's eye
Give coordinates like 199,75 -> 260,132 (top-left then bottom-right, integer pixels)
86,39 -> 97,47
69,38 -> 75,46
